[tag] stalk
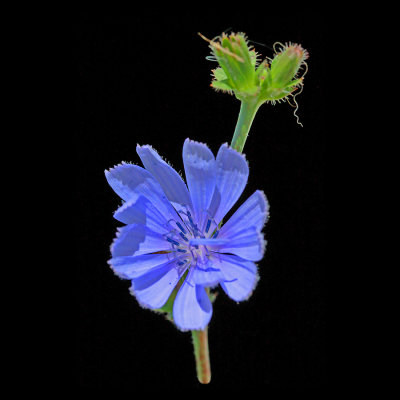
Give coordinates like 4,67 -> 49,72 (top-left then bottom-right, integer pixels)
191,327 -> 211,384
230,98 -> 261,153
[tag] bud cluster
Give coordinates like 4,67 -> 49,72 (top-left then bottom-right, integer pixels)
201,32 -> 308,106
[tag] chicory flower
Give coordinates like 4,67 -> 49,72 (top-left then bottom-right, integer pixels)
106,139 -> 269,331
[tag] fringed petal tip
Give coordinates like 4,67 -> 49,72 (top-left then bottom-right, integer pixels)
105,161 -> 135,174
183,139 -> 216,165
261,237 -> 268,257
256,189 -> 270,227
173,315 -> 212,332
227,271 -> 260,303
107,258 -> 120,276
244,271 -> 260,302
184,137 -> 210,149
136,144 -> 156,157
183,139 -> 249,165
128,284 -> 158,310
256,231 -> 267,262
136,143 -> 174,169
109,227 -> 124,254
216,142 -> 249,177
174,321 -> 210,332
219,141 -> 248,161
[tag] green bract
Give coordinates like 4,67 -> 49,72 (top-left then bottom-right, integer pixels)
202,32 -> 308,105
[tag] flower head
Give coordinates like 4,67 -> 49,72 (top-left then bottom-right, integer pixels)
106,139 -> 269,331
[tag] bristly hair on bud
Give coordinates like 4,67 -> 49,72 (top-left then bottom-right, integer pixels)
273,42 -> 309,65
199,32 -> 259,99
200,32 -> 309,126
268,41 -> 309,126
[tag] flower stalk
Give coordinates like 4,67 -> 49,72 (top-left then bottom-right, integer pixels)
191,327 -> 211,384
231,98 -> 261,153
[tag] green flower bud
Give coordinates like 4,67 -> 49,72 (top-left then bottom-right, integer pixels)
259,42 -> 308,104
200,33 -> 308,107
199,32 -> 259,100
270,43 -> 308,87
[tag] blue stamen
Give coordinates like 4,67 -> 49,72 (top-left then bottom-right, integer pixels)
176,222 -> 187,234
213,230 -> 219,238
166,237 -> 180,246
176,248 -> 187,253
187,211 -> 194,225
205,219 -> 212,233
179,232 -> 189,242
178,209 -> 198,236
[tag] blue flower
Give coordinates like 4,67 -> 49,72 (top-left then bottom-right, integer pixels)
105,139 -> 269,331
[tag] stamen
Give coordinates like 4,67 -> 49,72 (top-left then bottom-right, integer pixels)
205,219 -> 212,233
176,222 -> 187,234
176,259 -> 189,274
179,232 -> 189,242
212,230 -> 219,238
186,211 -> 201,238
187,211 -> 194,225
176,248 -> 187,253
178,209 -> 198,237
166,237 -> 180,246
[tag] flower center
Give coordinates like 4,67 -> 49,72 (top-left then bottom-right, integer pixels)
164,210 -> 219,271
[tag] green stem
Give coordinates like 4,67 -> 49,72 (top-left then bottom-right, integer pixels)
231,98 -> 261,153
191,327 -> 211,384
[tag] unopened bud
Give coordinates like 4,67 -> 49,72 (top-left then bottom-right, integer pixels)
201,33 -> 309,124
270,43 -> 308,88
258,42 -> 308,105
199,32 -> 259,99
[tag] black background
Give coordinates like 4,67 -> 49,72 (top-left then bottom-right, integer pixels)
75,10 -> 326,388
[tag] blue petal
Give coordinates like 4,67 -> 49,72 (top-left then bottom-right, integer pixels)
210,227 -> 265,261
182,139 -> 216,227
130,260 -> 184,309
113,196 -> 170,234
218,190 -> 269,238
191,258 -> 224,286
173,269 -> 213,331
212,254 -> 258,301
136,145 -> 193,213
111,224 -> 171,257
108,253 -> 174,279
105,163 -> 178,222
207,143 -> 249,225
